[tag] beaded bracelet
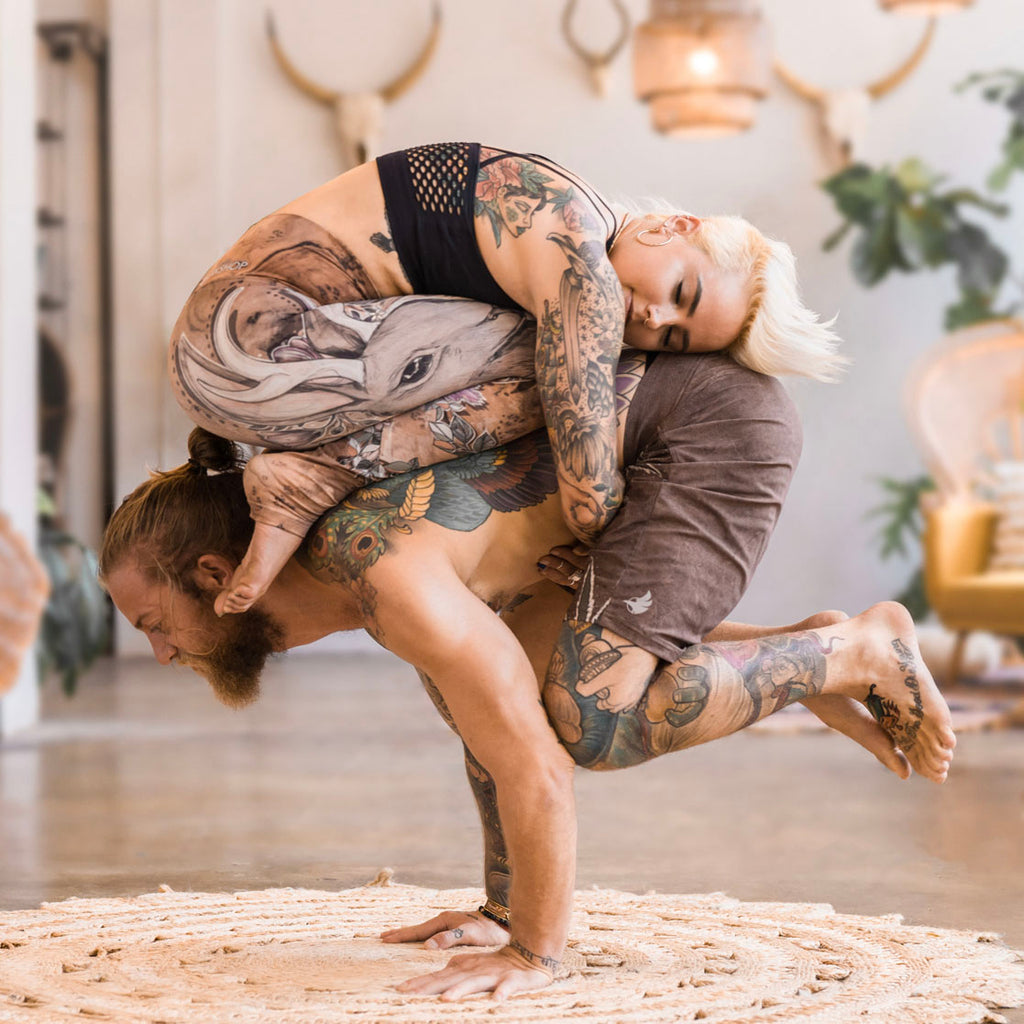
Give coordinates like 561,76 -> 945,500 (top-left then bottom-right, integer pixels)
477,898 -> 511,929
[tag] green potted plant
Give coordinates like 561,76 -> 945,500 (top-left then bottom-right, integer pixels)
821,70 -> 1024,618
36,488 -> 110,696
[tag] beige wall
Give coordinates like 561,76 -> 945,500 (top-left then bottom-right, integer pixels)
0,0 -> 40,732
108,0 -> 1024,654
37,0 -> 108,551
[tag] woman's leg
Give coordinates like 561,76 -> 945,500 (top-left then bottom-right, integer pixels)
541,601 -> 955,782
215,377 -> 545,614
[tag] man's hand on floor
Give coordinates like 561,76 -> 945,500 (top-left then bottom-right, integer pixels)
394,948 -> 552,1001
380,909 -> 508,950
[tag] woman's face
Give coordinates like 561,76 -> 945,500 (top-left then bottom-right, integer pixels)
610,215 -> 753,355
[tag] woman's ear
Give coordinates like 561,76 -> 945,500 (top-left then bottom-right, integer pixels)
192,554 -> 235,593
665,213 -> 702,236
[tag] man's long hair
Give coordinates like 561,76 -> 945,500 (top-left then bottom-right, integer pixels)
99,428 -> 254,587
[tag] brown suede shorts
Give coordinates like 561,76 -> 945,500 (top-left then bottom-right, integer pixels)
568,353 -> 803,664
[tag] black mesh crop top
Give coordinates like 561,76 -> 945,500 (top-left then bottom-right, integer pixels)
375,142 -> 621,312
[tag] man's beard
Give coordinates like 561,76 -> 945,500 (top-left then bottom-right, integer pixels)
178,596 -> 285,709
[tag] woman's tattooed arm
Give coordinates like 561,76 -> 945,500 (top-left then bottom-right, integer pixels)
474,152 -> 625,544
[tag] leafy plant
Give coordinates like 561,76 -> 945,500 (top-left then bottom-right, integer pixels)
865,475 -> 935,621
822,70 -> 1024,330
35,490 -> 110,696
957,69 -> 1024,192
826,72 -> 1024,619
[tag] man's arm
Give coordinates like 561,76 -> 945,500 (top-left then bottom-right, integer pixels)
367,555 -> 576,998
382,675 -> 513,952
416,669 -> 513,910
463,744 -> 512,911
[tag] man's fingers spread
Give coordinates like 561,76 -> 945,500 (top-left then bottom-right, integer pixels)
491,978 -> 517,1001
440,978 -> 488,1002
381,913 -> 450,943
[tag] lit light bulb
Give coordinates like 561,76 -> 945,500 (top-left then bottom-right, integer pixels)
688,47 -> 720,77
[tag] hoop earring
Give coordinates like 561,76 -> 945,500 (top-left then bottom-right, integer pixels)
636,227 -> 674,247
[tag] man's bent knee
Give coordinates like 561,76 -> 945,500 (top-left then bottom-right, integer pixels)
542,620 -> 658,771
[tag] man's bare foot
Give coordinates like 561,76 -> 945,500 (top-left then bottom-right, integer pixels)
827,602 -> 955,784
785,610 -> 848,632
214,522 -> 301,616
704,609 -> 849,644
789,611 -> 913,778
802,694 -> 912,779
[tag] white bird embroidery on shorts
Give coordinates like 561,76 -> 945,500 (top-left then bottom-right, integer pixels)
624,591 -> 653,615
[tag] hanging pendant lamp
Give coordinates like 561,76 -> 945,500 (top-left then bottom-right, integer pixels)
879,0 -> 973,13
633,0 -> 771,137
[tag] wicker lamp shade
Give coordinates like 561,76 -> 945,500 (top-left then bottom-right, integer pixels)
633,0 -> 771,137
880,0 -> 973,12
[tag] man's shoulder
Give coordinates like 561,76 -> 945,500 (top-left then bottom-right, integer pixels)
300,433 -> 558,584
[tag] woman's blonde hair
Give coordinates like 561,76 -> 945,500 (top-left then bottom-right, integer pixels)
628,206 -> 847,382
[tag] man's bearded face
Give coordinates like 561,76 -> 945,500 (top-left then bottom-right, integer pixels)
105,562 -> 284,709
177,591 -> 284,708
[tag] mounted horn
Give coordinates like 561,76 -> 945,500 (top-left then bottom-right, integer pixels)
866,17 -> 936,99
265,11 -> 338,106
774,16 -> 938,164
561,0 -> 631,98
380,2 -> 443,103
265,4 -> 443,167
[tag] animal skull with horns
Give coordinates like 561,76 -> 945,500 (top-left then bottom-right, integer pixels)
774,17 -> 937,166
266,4 -> 442,168
561,0 -> 631,98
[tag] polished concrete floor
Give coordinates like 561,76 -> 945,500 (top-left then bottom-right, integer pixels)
2,652 -> 1023,1019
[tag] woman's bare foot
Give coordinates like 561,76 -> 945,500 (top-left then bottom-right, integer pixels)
826,602 -> 955,783
214,522 -> 301,616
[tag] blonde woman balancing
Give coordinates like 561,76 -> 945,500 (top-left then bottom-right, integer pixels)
169,142 -> 842,616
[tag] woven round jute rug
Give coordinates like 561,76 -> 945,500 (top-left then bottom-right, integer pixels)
1,873 -> 1022,1024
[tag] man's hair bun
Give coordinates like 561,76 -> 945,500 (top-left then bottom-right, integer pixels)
187,427 -> 244,474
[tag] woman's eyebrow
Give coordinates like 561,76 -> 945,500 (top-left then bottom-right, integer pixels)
687,276 -> 703,317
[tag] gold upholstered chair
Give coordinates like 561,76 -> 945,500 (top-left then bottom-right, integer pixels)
905,320 -> 1024,682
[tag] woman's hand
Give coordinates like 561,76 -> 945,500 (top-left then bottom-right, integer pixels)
381,909 -> 509,951
395,948 -> 552,1001
537,543 -> 590,591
